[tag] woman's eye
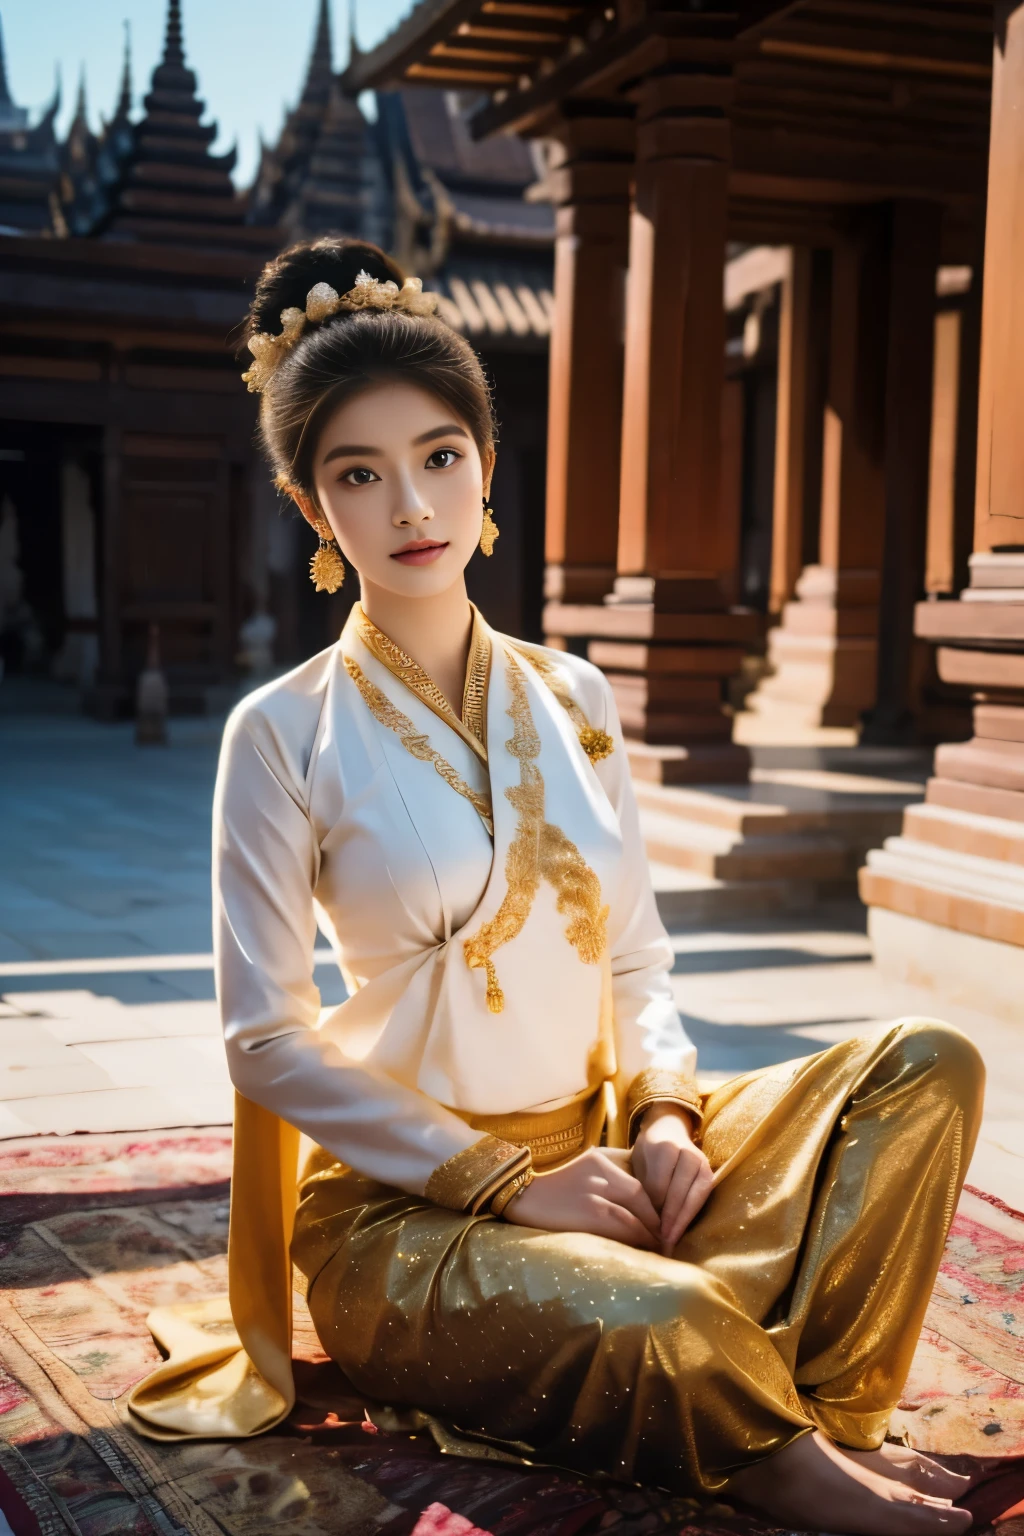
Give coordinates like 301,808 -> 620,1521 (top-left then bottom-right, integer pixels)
341,466 -> 380,486
426,448 -> 461,469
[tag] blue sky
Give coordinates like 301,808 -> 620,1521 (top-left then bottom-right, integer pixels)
3,1 -> 415,187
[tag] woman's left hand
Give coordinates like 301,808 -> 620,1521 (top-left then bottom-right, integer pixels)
631,1104 -> 714,1255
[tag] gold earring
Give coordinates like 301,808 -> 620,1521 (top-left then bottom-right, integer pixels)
309,522 -> 345,593
480,498 -> 499,557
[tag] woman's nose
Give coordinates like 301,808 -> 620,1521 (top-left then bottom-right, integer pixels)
392,488 -> 433,527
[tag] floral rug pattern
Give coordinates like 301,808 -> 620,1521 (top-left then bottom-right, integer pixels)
0,1131 -> 1022,1536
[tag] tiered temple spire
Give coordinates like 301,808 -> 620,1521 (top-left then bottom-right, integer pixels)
110,21 -> 133,131
56,69 -> 106,236
98,22 -> 136,185
0,9 -> 27,132
96,0 -> 269,251
249,0 -> 349,232
0,8 -> 60,233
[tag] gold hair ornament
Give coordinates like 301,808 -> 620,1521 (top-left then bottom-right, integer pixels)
242,270 -> 439,393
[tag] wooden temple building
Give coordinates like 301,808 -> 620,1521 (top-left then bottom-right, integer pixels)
0,0 -> 553,702
5,0 -> 1024,1007
347,0 -> 1024,1013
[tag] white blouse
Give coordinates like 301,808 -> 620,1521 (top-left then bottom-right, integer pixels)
213,609 -> 696,1196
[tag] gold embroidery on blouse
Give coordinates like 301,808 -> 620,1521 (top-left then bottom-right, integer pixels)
353,602 -> 488,762
344,655 -> 494,835
424,1134 -> 529,1213
463,657 -> 608,1014
511,643 -> 614,765
462,614 -> 491,754
625,1068 -> 704,1145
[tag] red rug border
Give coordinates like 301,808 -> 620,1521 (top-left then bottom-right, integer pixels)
964,1184 -> 1024,1225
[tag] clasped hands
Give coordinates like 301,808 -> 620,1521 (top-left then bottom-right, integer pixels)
505,1104 -> 713,1255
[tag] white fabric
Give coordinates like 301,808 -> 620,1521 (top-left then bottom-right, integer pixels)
214,618 -> 696,1196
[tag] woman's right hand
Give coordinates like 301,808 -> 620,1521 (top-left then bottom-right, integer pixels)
503,1148 -> 661,1250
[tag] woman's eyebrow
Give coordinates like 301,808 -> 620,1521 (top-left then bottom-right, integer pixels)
412,424 -> 469,446
322,443 -> 381,464
322,424 -> 468,465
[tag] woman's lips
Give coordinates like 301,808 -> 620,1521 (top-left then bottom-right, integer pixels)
391,540 -> 449,566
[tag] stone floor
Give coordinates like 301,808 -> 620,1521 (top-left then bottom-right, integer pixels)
1,708 -> 1021,1207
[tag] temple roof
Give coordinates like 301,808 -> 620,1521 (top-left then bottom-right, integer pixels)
0,10 -> 27,134
378,88 -> 553,260
249,0 -> 375,240
55,72 -> 104,237
342,0 -> 992,246
0,8 -> 60,237
96,0 -> 272,253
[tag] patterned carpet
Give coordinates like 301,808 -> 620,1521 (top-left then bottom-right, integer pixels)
0,1130 -> 1022,1536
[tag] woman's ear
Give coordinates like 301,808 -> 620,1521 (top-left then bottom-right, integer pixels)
285,485 -> 325,533
482,446 -> 497,501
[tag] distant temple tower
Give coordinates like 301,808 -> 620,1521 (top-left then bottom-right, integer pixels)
55,72 -> 102,237
0,9 -> 61,234
249,0 -> 379,244
95,0 -> 267,252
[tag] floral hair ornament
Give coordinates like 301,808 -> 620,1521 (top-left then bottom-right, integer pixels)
242,270 -> 439,393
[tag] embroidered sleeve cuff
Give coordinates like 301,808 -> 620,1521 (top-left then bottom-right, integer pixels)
625,1068 -> 704,1145
424,1135 -> 531,1214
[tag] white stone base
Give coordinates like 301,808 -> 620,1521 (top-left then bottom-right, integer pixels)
868,905 -> 1024,1025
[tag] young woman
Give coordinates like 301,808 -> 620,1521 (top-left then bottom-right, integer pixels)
129,238 -> 983,1535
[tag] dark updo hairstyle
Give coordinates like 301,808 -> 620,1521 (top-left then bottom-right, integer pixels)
248,237 -> 496,505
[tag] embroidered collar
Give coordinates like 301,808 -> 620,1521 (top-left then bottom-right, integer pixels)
351,602 -> 490,763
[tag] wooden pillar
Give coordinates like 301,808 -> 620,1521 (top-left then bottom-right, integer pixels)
975,4 -> 1024,557
616,121 -> 730,586
747,211 -> 890,731
543,115 -> 632,612
769,245 -> 828,615
88,423 -> 124,719
924,307 -> 963,598
863,200 -> 942,743
575,57 -> 755,783
860,5 -> 1024,1018
818,209 -> 890,587
952,255 -> 984,596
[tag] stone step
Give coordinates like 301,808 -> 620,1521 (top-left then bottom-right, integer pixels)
860,862 -> 1024,950
743,692 -> 858,730
868,906 -> 1024,1025
640,805 -> 847,881
625,740 -> 751,785
903,800 -> 1024,867
863,835 -> 1024,910
780,603 -> 878,637
635,764 -> 915,890
649,864 -> 845,927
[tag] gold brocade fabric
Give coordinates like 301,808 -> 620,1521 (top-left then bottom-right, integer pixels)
456,1084 -> 607,1170
291,1021 -> 983,1495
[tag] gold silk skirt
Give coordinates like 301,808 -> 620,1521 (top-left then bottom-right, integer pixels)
291,1021 -> 984,1496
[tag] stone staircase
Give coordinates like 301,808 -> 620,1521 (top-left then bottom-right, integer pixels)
641,746 -> 929,925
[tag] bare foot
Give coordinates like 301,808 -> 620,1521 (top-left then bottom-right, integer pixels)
728,1430 -> 973,1535
840,1444 -> 971,1501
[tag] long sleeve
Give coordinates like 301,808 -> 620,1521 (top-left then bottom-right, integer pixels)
590,675 -> 701,1138
214,699 -> 520,1204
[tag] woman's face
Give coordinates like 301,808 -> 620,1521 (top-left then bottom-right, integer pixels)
309,379 -> 493,599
